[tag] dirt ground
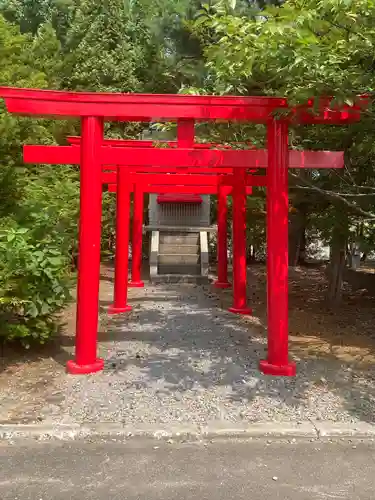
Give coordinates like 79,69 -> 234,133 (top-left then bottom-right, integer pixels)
1,262 -> 375,423
218,263 -> 375,368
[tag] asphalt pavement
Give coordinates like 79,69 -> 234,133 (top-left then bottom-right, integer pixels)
0,438 -> 374,499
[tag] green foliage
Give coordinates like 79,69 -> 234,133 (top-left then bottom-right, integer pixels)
192,0 -> 375,101
0,164 -> 79,346
0,0 -> 78,42
0,16 -> 78,345
191,1 -> 375,204
101,191 -> 117,258
20,165 -> 80,257
62,0 -> 141,92
0,225 -> 72,346
0,14 -> 46,87
0,165 -> 79,346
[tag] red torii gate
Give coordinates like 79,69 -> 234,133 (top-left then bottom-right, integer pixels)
107,169 -> 256,315
0,87 -> 366,377
25,131 -> 345,317
104,170 -> 255,308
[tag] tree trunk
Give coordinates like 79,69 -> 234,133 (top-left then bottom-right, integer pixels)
327,213 -> 348,306
298,225 -> 307,265
288,203 -> 308,266
246,244 -> 256,263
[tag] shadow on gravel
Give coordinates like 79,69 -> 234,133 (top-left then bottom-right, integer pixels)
90,281 -> 375,426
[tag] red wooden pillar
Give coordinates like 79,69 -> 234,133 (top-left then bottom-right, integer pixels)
260,119 -> 296,376
129,183 -> 144,287
108,166 -> 132,315
177,118 -> 195,146
214,183 -> 231,288
67,117 -> 104,374
228,167 -> 252,315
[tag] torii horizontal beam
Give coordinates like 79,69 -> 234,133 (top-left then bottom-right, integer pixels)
101,172 -> 266,187
0,87 -> 367,124
24,144 -> 344,169
107,184 -> 253,195
103,166 -> 237,174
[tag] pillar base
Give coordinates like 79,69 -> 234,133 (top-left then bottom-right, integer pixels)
107,304 -> 132,315
66,358 -> 104,375
259,360 -> 296,377
128,280 -> 145,288
213,281 -> 232,289
228,306 -> 252,315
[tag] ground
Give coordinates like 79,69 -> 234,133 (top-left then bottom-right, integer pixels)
1,263 -> 375,428
1,438 -> 374,499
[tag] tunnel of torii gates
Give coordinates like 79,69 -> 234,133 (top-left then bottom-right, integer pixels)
0,88 -> 367,377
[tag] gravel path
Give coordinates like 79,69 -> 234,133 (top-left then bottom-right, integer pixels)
51,281 -> 375,427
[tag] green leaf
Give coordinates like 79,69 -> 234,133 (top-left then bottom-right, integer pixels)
49,249 -> 62,255
41,302 -> 50,315
27,303 -> 39,318
47,256 -> 64,266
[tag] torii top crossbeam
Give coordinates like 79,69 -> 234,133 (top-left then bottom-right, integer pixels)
0,86 -> 367,123
0,86 -> 367,379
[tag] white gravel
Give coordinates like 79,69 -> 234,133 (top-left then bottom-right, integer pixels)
55,283 -> 375,427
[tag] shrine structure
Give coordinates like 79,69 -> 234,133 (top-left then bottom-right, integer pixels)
0,87 -> 367,377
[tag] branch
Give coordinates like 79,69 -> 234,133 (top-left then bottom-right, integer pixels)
292,187 -> 375,198
337,193 -> 375,198
353,186 -> 375,191
289,172 -> 375,219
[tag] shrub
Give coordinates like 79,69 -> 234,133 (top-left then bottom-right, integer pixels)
0,225 -> 73,347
